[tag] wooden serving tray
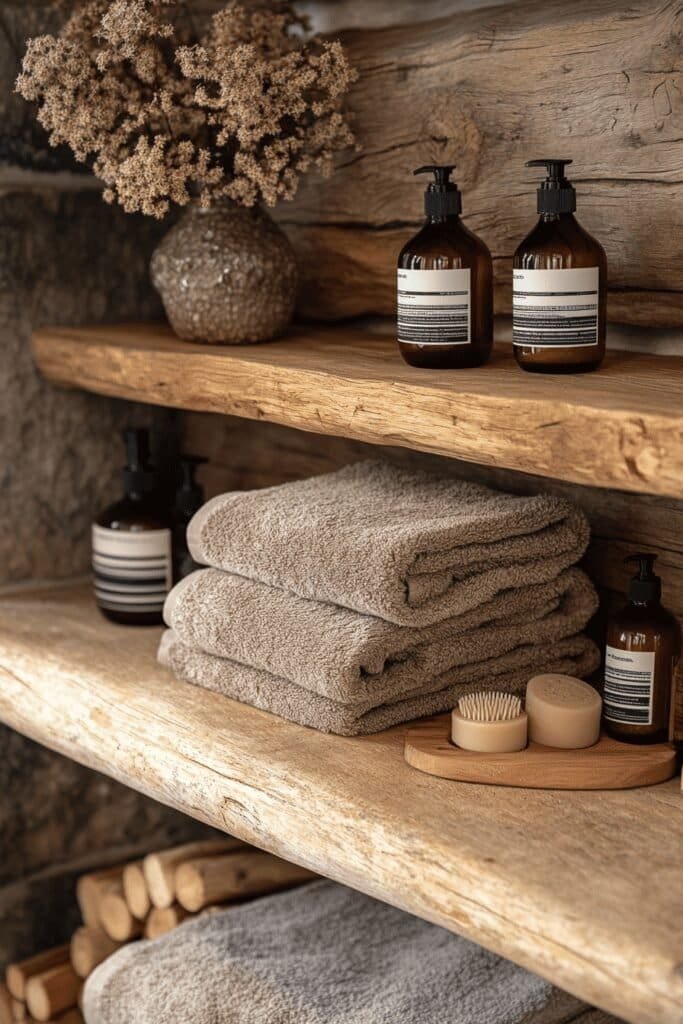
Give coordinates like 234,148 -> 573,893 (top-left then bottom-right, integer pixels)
404,715 -> 677,790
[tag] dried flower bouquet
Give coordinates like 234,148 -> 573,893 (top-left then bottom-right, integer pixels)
17,0 -> 358,218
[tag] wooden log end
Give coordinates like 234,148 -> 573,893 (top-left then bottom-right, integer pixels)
69,927 -> 120,979
24,964 -> 80,1024
143,839 -> 243,910
144,905 -> 191,941
122,862 -> 150,921
5,948 -> 70,1003
98,894 -> 141,943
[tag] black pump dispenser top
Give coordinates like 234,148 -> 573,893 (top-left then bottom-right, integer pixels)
625,552 -> 661,604
122,428 -> 156,497
176,455 -> 207,519
414,165 -> 462,218
526,159 -> 576,215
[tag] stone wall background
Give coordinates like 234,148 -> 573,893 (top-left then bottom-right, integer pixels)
0,0 -> 210,966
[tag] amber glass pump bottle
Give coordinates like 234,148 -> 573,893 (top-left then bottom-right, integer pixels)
513,159 -> 606,374
603,553 -> 681,745
92,429 -> 173,626
172,454 -> 208,582
397,165 -> 493,369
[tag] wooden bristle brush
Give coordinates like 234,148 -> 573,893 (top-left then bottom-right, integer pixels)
457,692 -> 523,723
452,691 -> 528,753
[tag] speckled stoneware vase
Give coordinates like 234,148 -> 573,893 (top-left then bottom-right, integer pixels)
151,200 -> 298,344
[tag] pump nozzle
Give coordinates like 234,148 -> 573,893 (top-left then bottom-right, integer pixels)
414,165 -> 457,186
122,427 -> 156,497
526,158 -> 576,215
413,165 -> 461,218
176,454 -> 207,518
124,428 -> 150,471
526,158 -> 572,179
624,552 -> 661,603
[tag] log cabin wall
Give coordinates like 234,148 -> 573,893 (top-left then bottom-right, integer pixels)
277,0 -> 683,330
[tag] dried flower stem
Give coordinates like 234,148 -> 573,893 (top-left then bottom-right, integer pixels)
17,0 -> 358,218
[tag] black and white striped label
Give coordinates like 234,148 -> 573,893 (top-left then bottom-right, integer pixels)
92,524 -> 172,614
603,646 -> 655,725
397,268 -> 471,346
513,267 -> 599,348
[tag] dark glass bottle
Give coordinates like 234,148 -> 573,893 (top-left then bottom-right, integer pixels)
397,165 -> 493,369
93,429 -> 173,626
603,554 -> 681,745
172,455 -> 207,582
513,159 -> 607,374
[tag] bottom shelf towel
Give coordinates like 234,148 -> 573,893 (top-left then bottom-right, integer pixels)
159,631 -> 599,735
83,880 -> 587,1024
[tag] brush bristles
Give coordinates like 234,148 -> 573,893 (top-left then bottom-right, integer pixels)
457,691 -> 522,723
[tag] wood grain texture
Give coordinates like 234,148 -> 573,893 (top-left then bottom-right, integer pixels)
175,851 -> 316,912
277,0 -> 683,327
183,411 -> 683,738
0,584 -> 681,1024
31,322 -> 683,498
405,717 -> 676,789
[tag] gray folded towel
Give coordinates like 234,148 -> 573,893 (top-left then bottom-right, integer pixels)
164,567 -> 598,706
159,631 -> 600,735
187,460 -> 590,626
83,880 -> 586,1024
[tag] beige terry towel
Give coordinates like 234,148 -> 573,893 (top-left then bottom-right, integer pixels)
83,881 -> 588,1024
83,880 -> 591,1024
187,460 -> 590,626
164,567 -> 598,706
159,631 -> 600,736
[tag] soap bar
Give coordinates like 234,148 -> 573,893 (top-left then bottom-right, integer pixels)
526,674 -> 601,749
451,708 -> 528,753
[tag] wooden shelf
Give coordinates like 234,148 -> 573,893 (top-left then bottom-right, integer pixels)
0,582 -> 681,1024
32,322 -> 683,499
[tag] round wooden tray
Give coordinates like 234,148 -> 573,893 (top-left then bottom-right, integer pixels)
404,715 -> 677,790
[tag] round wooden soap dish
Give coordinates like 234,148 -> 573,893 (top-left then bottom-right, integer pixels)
404,715 -> 677,790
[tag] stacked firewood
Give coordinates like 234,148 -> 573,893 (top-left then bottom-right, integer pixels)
0,840 -> 315,1023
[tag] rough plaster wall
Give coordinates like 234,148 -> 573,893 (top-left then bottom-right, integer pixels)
0,1 -> 210,965
0,189 -> 177,581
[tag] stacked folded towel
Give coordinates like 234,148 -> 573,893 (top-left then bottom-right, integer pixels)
84,881 -> 591,1024
159,460 -> 600,735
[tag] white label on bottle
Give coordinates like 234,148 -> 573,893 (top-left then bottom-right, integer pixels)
397,268 -> 471,345
603,646 -> 655,726
513,267 -> 599,348
92,524 -> 172,613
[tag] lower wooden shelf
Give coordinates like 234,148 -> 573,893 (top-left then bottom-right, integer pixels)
0,583 -> 681,1024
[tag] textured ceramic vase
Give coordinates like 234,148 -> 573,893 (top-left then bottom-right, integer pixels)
151,200 -> 298,344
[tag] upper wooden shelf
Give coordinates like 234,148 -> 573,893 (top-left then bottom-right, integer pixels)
32,322 -> 683,499
0,582 -> 681,1024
